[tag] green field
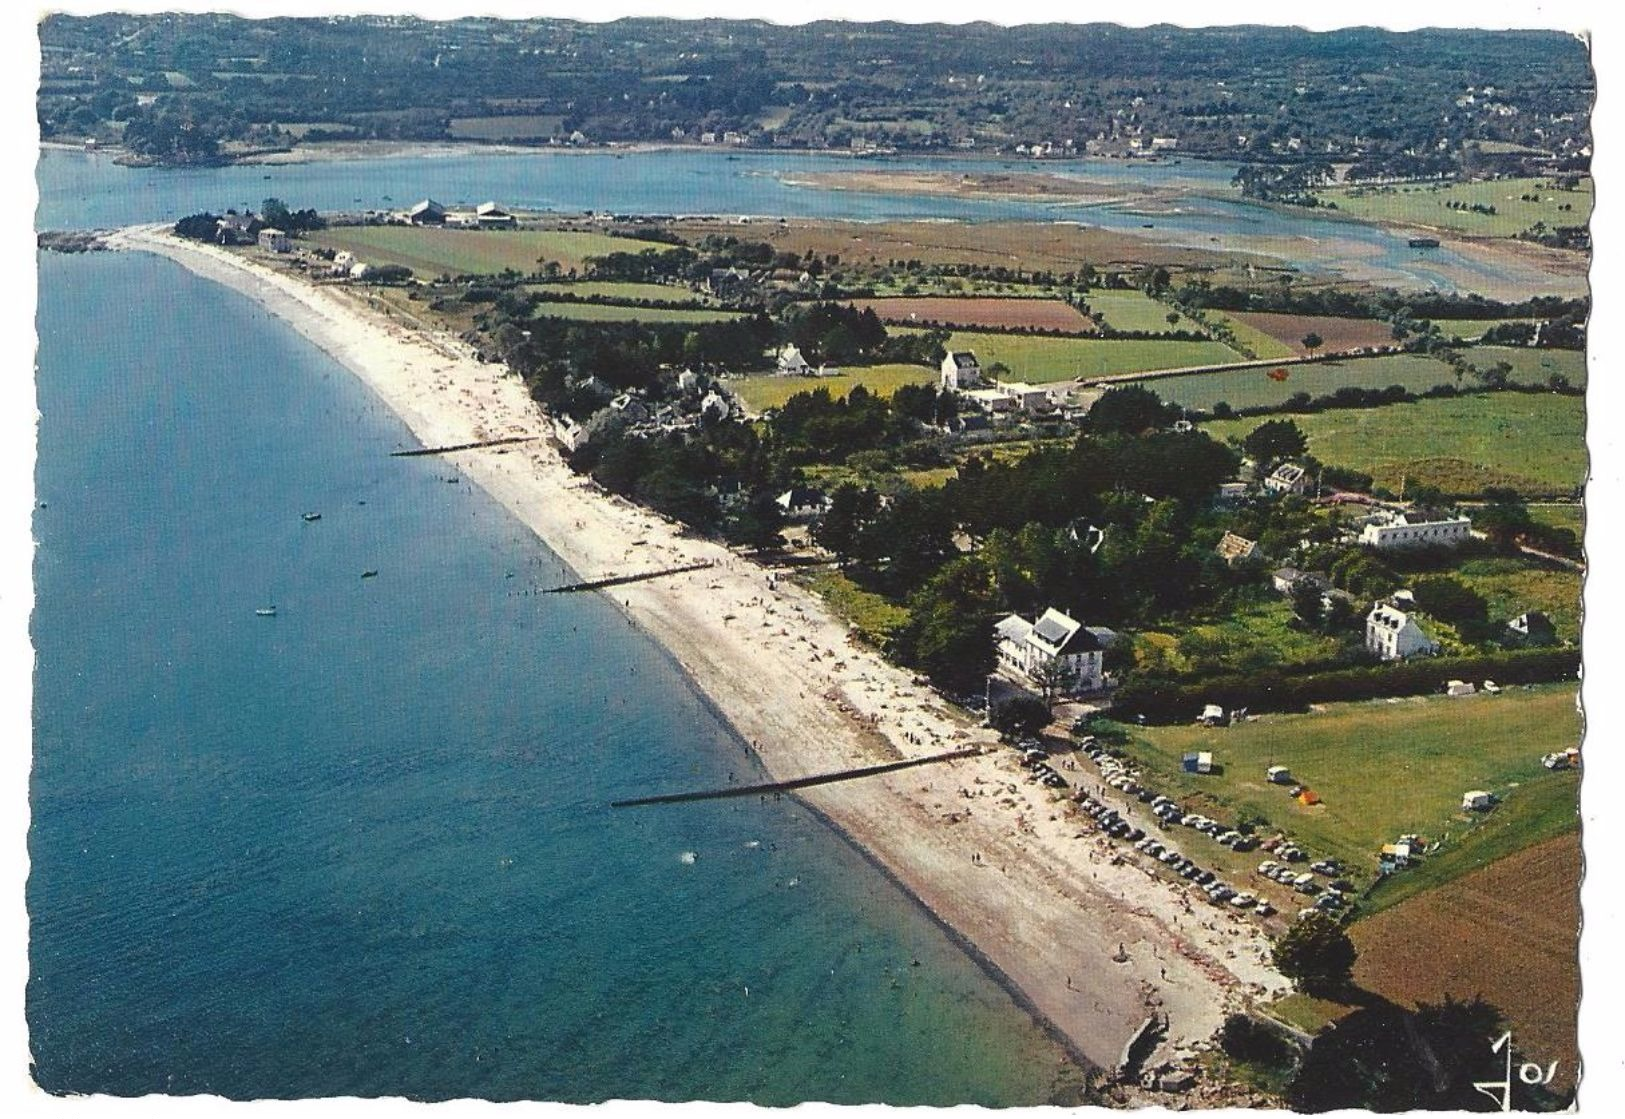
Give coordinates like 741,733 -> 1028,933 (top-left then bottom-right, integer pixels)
1471,345 -> 1586,388
728,364 -> 935,412
1083,290 -> 1198,333
1153,352 -> 1460,411
1451,557 -> 1582,639
1139,600 -> 1346,677
1205,392 -> 1586,496
1315,176 -> 1594,238
1109,684 -> 1581,880
1529,503 -> 1584,537
528,280 -> 714,304
532,302 -> 741,324
1427,319 -> 1537,343
1356,772 -> 1579,916
309,226 -> 670,276
937,332 -> 1239,383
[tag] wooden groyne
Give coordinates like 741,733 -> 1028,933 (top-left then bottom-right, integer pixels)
544,561 -> 714,595
390,436 -> 537,457
611,747 -> 982,808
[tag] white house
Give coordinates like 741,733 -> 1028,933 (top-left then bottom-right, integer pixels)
1358,511 -> 1473,550
257,227 -> 291,253
995,381 -> 1055,412
553,415 -> 591,452
993,607 -> 1106,694
941,350 -> 983,389
1365,602 -> 1439,660
776,344 -> 811,375
332,250 -> 357,276
963,388 -> 1016,414
1264,461 -> 1311,496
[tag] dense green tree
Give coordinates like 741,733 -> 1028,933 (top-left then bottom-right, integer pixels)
811,483 -> 882,565
990,695 -> 1053,737
1243,418 -> 1309,466
1272,912 -> 1357,995
1085,384 -> 1179,436
1411,576 -> 1489,625
897,556 -> 998,692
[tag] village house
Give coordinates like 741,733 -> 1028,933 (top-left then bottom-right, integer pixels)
553,415 -> 591,452
775,486 -> 831,522
214,213 -> 258,245
940,350 -> 983,389
609,393 -> 651,424
1215,532 -> 1262,566
257,227 -> 291,253
1365,601 -> 1439,660
775,344 -> 812,375
331,250 -> 357,276
1358,510 -> 1473,550
1264,461 -> 1311,496
708,266 -> 753,298
993,607 -> 1106,694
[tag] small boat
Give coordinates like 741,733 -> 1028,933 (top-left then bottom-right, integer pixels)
255,606 -> 277,617
302,511 -> 322,522
361,570 -> 379,579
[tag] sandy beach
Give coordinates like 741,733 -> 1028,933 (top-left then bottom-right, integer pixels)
109,225 -> 1289,1077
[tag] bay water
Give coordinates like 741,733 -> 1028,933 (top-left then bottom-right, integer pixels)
29,247 -> 1082,1102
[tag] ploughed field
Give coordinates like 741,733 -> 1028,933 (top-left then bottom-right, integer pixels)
1350,832 -> 1580,1090
851,296 -> 1096,333
1226,312 -> 1400,356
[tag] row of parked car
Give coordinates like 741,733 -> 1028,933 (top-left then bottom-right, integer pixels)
1072,736 -> 1363,921
1018,748 -> 1069,790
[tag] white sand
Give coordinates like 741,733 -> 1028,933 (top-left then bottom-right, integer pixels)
110,225 -> 1288,1074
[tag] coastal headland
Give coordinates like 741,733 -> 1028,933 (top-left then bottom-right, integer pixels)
112,224 -> 1288,1079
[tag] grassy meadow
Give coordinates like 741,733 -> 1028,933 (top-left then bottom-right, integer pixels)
1109,684 -> 1580,880
310,226 -> 670,276
1204,392 -> 1585,497
1315,176 -> 1594,238
728,364 -> 935,412
936,332 -> 1239,383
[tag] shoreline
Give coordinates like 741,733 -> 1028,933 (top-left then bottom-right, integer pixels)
108,224 -> 1288,1079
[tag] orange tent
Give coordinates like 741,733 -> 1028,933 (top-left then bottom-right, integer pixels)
1296,788 -> 1323,806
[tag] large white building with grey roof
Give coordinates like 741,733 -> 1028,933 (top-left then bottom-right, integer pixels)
994,607 -> 1105,693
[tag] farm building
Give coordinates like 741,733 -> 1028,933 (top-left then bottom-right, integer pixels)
993,607 -> 1105,694
1366,602 -> 1439,660
408,199 -> 447,225
1358,510 -> 1473,550
995,381 -> 1056,412
1215,532 -> 1263,566
475,201 -> 517,229
941,350 -> 984,389
1264,461 -> 1311,496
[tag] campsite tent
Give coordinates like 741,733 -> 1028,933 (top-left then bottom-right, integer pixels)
1462,790 -> 1495,811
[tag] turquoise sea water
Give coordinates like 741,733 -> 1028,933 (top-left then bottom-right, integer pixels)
29,248 -> 1083,1102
